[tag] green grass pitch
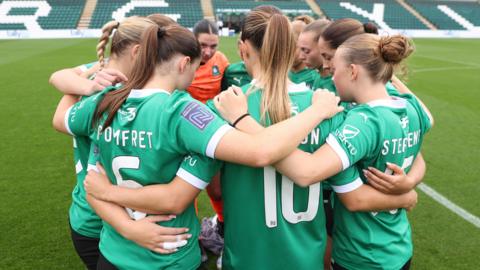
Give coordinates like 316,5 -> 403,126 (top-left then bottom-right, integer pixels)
0,37 -> 479,269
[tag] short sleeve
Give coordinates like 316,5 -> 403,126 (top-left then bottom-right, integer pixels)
326,107 -> 381,170
176,154 -> 223,189
327,166 -> 363,193
65,92 -> 102,137
168,97 -> 232,158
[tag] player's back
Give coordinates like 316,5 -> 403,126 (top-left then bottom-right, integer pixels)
221,82 -> 343,270
331,94 -> 431,270
94,89 -> 205,270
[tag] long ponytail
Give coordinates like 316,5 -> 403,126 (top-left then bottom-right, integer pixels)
259,14 -> 295,124
241,8 -> 295,124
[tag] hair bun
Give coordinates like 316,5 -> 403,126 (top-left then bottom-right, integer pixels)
157,27 -> 166,39
379,35 -> 413,64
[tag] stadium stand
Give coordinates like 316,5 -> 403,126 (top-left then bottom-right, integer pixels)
213,0 -> 316,30
447,1 -> 480,26
213,0 -> 315,18
406,0 -> 472,29
38,0 -> 84,29
317,0 -> 428,29
0,23 -> 26,30
0,0 -> 85,30
89,0 -> 202,28
0,0 -> 479,31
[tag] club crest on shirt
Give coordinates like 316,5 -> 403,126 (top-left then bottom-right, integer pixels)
181,102 -> 215,130
212,65 -> 220,76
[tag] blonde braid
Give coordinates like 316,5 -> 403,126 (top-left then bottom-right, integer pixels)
97,20 -> 119,69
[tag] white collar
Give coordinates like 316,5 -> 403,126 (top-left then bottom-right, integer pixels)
367,97 -> 406,109
128,89 -> 171,98
249,79 -> 308,93
288,82 -> 309,93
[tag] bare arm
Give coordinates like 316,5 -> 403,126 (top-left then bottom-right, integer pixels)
86,193 -> 191,253
49,64 -> 128,96
84,168 -> 202,215
364,153 -> 426,194
223,92 -> 342,186
273,144 -> 342,187
52,94 -> 79,134
233,107 -> 425,189
337,185 -> 418,212
213,88 -> 343,167
234,116 -> 420,211
49,66 -> 101,95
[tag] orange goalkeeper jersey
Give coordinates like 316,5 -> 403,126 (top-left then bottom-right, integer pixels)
187,51 -> 229,103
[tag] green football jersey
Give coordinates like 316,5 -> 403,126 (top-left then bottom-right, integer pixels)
182,82 -> 350,270
221,61 -> 252,90
66,88 -> 231,270
68,68 -> 116,238
326,94 -> 432,270
288,67 -> 320,89
69,107 -> 103,238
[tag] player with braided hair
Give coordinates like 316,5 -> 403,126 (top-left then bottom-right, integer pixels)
50,15 -> 181,269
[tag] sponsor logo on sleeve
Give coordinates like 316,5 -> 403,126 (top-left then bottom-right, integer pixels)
335,124 -> 359,155
342,125 -> 360,139
181,102 -> 215,130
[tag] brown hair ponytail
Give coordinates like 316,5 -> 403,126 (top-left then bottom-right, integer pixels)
94,25 -> 201,129
241,8 -> 296,124
259,14 -> 295,124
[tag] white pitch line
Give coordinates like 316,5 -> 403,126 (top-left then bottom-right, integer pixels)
413,66 -> 480,73
414,55 -> 480,68
417,183 -> 480,229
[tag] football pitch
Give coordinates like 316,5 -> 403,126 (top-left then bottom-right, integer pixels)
0,37 -> 479,269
